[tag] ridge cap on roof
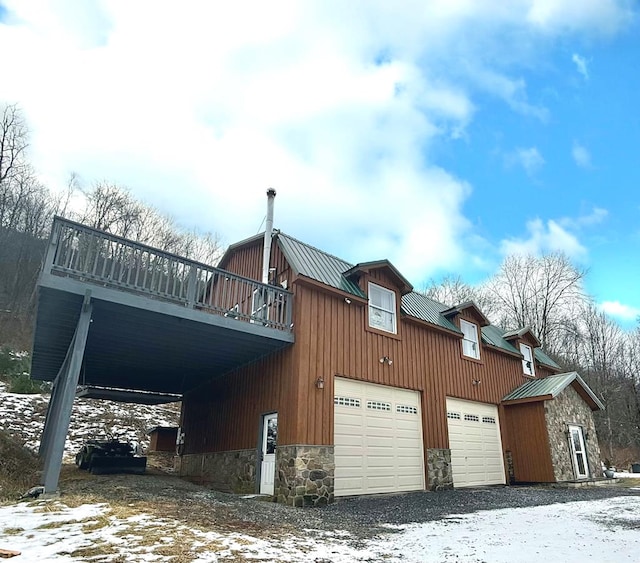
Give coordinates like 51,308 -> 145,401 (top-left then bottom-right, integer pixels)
277,231 -> 355,270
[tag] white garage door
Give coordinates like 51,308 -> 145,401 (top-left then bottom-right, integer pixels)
334,378 -> 425,497
446,397 -> 506,488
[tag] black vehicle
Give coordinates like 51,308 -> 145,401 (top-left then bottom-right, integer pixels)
75,436 -> 147,475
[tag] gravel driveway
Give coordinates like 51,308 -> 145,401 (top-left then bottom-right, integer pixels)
56,468 -> 640,540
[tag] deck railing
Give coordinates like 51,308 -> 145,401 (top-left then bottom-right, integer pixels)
44,217 -> 293,332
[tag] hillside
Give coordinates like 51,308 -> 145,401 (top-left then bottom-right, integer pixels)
0,381 -> 180,461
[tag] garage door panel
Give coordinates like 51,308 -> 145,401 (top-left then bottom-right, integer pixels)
446,397 -> 506,488
335,378 -> 425,497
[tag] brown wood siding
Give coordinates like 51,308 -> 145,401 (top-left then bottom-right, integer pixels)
222,240 -> 263,280
181,238 -> 297,454
186,240 -> 557,480
181,345 -> 295,453
504,403 -> 555,482
290,278 -> 543,451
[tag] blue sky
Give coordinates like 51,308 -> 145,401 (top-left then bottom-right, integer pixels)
0,1 -> 638,327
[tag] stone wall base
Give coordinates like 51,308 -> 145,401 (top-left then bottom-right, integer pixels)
178,449 -> 257,494
427,448 -> 453,490
275,445 -> 335,507
505,450 -> 515,484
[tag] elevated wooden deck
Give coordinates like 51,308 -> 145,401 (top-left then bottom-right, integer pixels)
32,217 -> 294,396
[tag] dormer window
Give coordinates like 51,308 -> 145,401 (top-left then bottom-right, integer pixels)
460,319 -> 480,359
368,282 -> 396,334
520,343 -> 535,376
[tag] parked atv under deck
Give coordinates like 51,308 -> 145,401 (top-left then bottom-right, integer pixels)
75,438 -> 147,475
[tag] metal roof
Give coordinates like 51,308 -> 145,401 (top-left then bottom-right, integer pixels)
481,325 -> 520,354
277,233 -> 365,297
502,372 -> 604,410
401,292 -> 461,333
534,347 -> 561,369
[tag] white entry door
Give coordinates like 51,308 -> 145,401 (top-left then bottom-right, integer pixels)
260,413 -> 278,494
568,425 -> 589,479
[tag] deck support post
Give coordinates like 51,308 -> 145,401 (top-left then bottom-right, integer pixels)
39,292 -> 92,493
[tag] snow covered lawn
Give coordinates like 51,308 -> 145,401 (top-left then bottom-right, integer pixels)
2,494 -> 639,562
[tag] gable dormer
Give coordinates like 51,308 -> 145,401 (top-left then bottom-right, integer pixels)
343,260 -> 413,296
442,302 -> 490,361
344,260 -> 413,337
503,327 -> 541,377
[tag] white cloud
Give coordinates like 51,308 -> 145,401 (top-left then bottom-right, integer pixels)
506,147 -> 545,175
501,207 -> 609,260
600,301 -> 640,321
572,53 -> 590,79
501,218 -> 587,258
0,0 -> 634,283
572,141 -> 592,168
559,207 -> 608,228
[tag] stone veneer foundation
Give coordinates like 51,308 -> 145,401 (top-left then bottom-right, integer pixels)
426,448 -> 453,490
274,445 -> 335,507
177,449 -> 257,494
544,384 -> 602,481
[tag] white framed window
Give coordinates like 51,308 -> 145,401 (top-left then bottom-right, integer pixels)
460,319 -> 480,359
520,343 -> 535,376
368,282 -> 397,334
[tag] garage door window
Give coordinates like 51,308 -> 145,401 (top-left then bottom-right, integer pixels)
397,405 -> 418,414
447,412 -> 461,420
334,396 -> 360,408
482,416 -> 496,424
464,414 -> 480,422
367,400 -> 391,411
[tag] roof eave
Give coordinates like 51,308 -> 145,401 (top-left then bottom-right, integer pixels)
344,260 -> 413,295
442,301 -> 491,327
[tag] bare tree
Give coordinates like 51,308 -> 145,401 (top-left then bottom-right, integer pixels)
74,182 -> 224,263
0,104 -> 28,189
482,253 -> 586,351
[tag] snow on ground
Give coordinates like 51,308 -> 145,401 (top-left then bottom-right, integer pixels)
1,495 -> 640,562
0,381 -> 179,459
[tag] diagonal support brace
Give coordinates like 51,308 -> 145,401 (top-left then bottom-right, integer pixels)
40,291 -> 92,493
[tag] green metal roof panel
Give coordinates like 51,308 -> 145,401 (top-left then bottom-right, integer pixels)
502,372 -> 604,410
534,347 -> 561,369
401,292 -> 461,333
481,325 -> 520,354
503,372 -> 577,402
276,233 -> 365,297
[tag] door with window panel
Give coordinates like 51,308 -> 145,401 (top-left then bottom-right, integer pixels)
568,425 -> 589,479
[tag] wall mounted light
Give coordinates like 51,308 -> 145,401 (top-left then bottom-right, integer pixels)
344,297 -> 352,304
379,356 -> 393,366
472,378 -> 481,386
315,376 -> 325,389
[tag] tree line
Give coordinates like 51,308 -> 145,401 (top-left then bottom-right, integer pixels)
0,103 -> 223,348
426,255 -> 640,467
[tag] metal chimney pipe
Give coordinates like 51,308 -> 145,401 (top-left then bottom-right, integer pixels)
262,188 -> 276,284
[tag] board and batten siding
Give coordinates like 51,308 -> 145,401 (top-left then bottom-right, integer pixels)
503,402 -> 555,482
291,268 -> 545,451
181,241 -> 298,454
185,239 -> 558,463
181,345 -> 296,453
